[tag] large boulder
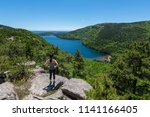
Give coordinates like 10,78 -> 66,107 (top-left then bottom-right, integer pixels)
29,74 -> 68,96
0,82 -> 18,100
62,78 -> 92,99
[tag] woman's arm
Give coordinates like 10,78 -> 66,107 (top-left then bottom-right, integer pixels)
54,59 -> 58,66
45,59 -> 49,65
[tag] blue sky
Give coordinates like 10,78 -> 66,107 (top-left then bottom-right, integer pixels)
0,0 -> 150,30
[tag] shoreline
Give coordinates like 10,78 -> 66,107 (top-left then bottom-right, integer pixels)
41,35 -> 104,59
55,35 -> 112,57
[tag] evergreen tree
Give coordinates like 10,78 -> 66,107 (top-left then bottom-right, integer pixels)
73,50 -> 84,77
110,41 -> 150,99
25,41 -> 34,60
58,63 -> 70,78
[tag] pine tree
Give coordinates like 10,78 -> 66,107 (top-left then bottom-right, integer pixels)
111,41 -> 150,99
73,50 -> 84,77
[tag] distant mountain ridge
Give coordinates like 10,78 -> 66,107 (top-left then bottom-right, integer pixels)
56,21 -> 150,53
33,31 -> 69,36
0,24 -> 13,29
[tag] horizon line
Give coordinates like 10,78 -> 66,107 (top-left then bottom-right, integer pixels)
1,19 -> 150,31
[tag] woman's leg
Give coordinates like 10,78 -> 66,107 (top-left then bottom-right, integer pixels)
49,69 -> 52,81
53,69 -> 56,81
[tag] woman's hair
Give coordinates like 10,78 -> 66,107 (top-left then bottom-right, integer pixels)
49,54 -> 54,62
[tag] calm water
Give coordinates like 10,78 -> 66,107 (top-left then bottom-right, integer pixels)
42,36 -> 102,59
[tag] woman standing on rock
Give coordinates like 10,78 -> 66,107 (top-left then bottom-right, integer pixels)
45,54 -> 58,83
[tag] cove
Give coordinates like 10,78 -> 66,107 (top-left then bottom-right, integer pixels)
42,36 -> 102,59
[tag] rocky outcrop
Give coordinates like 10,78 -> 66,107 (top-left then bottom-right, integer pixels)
0,72 -> 92,100
7,36 -> 15,41
28,73 -> 92,100
62,78 -> 92,99
0,82 -> 18,100
29,74 -> 67,96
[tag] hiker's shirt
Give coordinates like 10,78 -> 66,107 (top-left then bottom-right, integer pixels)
49,59 -> 57,70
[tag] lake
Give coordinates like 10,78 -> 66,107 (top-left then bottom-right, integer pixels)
42,36 -> 102,59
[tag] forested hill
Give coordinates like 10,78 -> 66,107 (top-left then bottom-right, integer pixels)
0,24 -> 12,29
56,21 -> 150,53
0,26 -> 67,82
0,28 -> 55,62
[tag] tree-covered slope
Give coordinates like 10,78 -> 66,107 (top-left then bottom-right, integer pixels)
0,28 -> 56,61
57,21 -> 150,53
0,27 -> 65,82
87,41 -> 150,100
